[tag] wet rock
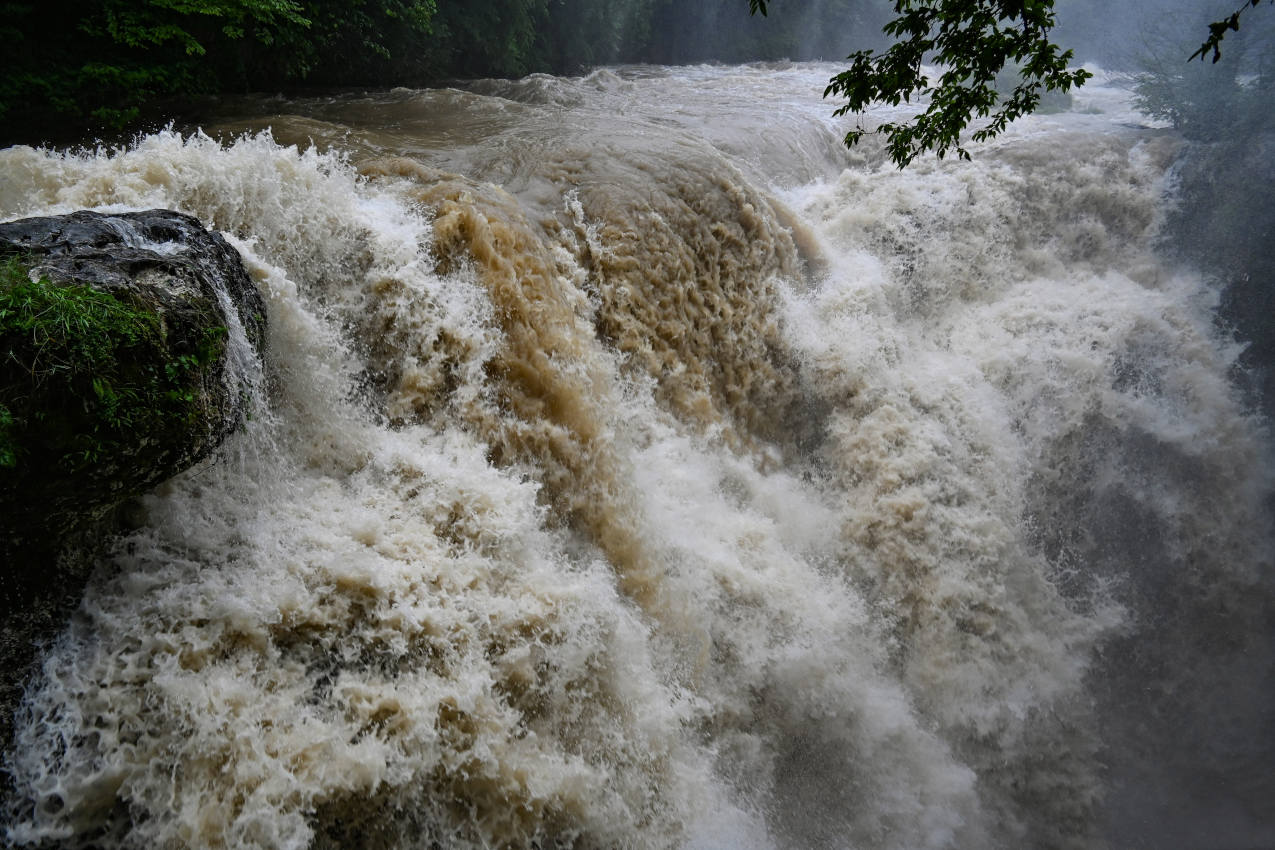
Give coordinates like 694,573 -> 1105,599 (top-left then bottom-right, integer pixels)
0,209 -> 265,761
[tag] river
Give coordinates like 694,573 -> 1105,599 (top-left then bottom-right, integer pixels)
1,62 -> 1272,850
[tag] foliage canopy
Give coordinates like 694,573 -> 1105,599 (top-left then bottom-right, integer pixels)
0,0 -> 441,133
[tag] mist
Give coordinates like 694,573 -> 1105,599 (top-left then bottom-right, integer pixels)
1052,0 -> 1271,67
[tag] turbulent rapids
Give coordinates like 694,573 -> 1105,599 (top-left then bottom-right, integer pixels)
1,64 -> 1272,849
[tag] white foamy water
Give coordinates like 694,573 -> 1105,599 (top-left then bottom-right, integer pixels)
1,64 -> 1272,850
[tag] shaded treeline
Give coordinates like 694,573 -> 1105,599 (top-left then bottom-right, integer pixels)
1,0 -> 885,144
0,0 -> 442,140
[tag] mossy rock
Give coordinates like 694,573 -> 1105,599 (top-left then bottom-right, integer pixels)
0,209 -> 265,552
0,209 -> 266,759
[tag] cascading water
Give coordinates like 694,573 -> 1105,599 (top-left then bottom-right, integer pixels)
1,63 -> 1271,850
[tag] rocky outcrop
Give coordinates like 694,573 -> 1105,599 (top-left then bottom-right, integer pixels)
0,209 -> 266,761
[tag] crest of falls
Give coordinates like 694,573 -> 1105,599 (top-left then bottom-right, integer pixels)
1,63 -> 1271,850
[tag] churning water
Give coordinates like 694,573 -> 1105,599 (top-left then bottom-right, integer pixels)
1,63 -> 1271,849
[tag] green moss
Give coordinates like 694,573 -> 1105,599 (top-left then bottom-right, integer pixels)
0,256 -> 226,472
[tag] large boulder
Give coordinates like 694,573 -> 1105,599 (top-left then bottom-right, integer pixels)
0,209 -> 266,759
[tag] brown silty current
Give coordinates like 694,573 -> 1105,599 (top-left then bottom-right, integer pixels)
213,79 -> 820,619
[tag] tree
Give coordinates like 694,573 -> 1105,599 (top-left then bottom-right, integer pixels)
0,0 -> 438,137
750,0 -> 1272,167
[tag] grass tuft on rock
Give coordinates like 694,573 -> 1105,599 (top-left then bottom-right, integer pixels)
0,256 -> 226,472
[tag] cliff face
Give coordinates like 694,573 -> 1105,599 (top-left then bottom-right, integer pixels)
0,209 -> 266,758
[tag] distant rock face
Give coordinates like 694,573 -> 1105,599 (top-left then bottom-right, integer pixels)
0,209 -> 266,756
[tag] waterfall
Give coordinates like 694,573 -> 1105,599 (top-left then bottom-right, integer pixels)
2,63 -> 1271,850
